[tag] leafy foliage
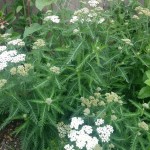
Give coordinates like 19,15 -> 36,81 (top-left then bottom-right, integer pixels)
0,0 -> 150,149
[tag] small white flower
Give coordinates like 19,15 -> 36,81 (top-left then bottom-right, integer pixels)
64,144 -> 75,150
142,103 -> 149,109
70,16 -> 78,23
98,18 -> 105,24
0,46 -> 7,52
97,125 -> 114,142
81,125 -> 93,134
0,62 -> 7,71
73,29 -> 79,34
95,119 -> 104,126
11,54 -> 26,63
70,117 -> 84,129
88,0 -> 100,7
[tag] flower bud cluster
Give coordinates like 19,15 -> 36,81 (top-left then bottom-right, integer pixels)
135,6 -> 150,17
10,64 -> 33,76
138,121 -> 149,131
105,92 -> 122,104
121,39 -> 133,46
0,79 -> 7,89
32,39 -> 46,49
81,88 -> 123,116
57,122 -> 71,138
50,66 -> 61,74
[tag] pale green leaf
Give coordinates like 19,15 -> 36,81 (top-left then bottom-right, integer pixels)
138,86 -> 150,99
144,79 -> 150,86
23,23 -> 42,38
16,6 -> 23,13
35,0 -> 56,11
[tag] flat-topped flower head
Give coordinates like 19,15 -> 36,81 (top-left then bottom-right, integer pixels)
88,0 -> 100,7
95,119 -> 104,126
0,46 -> 7,52
44,15 -> 60,23
8,39 -> 25,47
64,144 -> 75,150
97,125 -> 114,142
70,117 -> 84,129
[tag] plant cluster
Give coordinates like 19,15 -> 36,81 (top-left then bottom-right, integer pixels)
0,0 -> 150,150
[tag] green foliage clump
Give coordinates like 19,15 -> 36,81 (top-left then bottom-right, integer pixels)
0,0 -> 150,149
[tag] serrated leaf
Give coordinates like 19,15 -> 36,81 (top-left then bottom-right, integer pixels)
138,86 -> 150,99
23,23 -> 42,38
35,0 -> 56,11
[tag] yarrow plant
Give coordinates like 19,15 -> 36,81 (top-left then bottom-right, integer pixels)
0,0 -> 150,149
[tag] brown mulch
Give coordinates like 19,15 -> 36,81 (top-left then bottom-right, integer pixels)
0,121 -> 21,150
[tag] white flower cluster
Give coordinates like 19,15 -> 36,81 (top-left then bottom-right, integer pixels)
0,48 -> 26,71
64,144 -> 75,150
65,117 -> 114,150
57,122 -> 71,138
0,46 -> 7,52
32,39 -> 46,49
44,15 -> 60,23
70,117 -> 84,129
88,0 -> 100,7
96,119 -> 114,142
65,117 -> 98,150
70,1 -> 104,24
8,39 -> 25,47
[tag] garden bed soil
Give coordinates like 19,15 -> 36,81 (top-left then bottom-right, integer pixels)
0,121 -> 21,150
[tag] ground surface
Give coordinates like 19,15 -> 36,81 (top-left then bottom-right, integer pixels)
0,121 -> 20,150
